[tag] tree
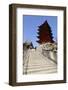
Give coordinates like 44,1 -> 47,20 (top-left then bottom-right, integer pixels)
23,41 -> 34,50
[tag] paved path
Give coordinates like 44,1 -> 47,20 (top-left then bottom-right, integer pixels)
24,49 -> 57,74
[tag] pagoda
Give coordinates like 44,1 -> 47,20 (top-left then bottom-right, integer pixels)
36,20 -> 54,44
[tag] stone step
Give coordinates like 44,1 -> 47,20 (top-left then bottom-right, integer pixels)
24,63 -> 56,67
24,64 -> 56,69
27,66 -> 57,72
27,67 -> 57,74
24,49 -> 57,74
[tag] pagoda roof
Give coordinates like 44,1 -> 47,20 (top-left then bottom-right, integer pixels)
36,40 -> 41,44
38,20 -> 50,28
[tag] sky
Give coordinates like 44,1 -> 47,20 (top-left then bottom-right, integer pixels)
23,15 -> 57,47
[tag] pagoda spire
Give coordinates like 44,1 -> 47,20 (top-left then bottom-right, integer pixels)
36,20 -> 54,44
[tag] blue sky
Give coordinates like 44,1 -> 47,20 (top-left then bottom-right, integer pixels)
23,15 -> 57,47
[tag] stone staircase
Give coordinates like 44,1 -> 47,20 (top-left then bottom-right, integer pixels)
24,49 -> 57,74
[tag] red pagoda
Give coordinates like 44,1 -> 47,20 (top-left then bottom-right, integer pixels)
36,20 -> 54,44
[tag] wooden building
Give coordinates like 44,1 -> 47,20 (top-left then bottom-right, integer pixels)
36,20 -> 54,44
